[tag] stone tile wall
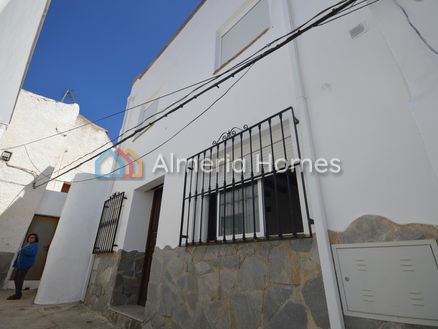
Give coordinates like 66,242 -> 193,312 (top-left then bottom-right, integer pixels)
112,250 -> 145,306
85,250 -> 145,313
85,252 -> 120,314
143,238 -> 329,329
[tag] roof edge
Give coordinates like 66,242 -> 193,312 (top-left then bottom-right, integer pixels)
131,0 -> 207,87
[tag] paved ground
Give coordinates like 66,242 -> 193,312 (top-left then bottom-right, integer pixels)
0,289 -> 115,329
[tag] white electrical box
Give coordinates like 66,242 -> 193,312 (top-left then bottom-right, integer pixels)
332,240 -> 438,327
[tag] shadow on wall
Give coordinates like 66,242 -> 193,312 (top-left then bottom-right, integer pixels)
0,167 -> 53,287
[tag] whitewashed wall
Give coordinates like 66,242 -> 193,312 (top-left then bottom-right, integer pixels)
286,0 -> 438,232
35,190 -> 67,218
35,173 -> 113,304
48,114 -> 113,191
0,91 -> 78,254
110,0 -> 438,254
0,90 -> 113,289
0,0 -> 50,135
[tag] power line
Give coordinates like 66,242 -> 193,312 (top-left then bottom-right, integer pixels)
0,76 -> 217,151
34,0 -> 359,181
317,0 -> 381,26
68,65 -> 255,184
1,31 -> 280,153
33,0 -> 357,188
1,0 -> 347,153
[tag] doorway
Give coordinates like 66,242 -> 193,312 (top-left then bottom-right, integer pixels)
138,186 -> 163,306
14,215 -> 59,280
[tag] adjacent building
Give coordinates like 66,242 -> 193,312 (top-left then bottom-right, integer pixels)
0,0 -> 51,139
0,90 -> 113,295
1,0 -> 437,328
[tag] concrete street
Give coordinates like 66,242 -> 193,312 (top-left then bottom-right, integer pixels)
0,289 -> 115,329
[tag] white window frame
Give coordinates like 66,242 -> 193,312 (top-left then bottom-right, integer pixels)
215,0 -> 270,71
133,96 -> 160,141
216,179 -> 265,240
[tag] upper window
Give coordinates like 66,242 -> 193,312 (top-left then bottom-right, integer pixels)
61,182 -> 71,193
216,0 -> 270,70
134,100 -> 159,140
137,100 -> 158,129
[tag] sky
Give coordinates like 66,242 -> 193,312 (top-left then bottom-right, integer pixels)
24,0 -> 202,141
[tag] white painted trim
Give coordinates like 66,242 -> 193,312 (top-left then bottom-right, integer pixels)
214,0 -> 271,70
215,179 -> 265,240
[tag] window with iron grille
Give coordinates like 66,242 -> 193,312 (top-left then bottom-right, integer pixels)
93,192 -> 126,253
179,107 -> 312,246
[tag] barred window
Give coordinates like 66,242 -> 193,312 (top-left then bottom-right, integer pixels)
93,192 -> 126,253
179,107 -> 312,246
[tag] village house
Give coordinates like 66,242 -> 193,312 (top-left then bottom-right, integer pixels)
1,0 -> 437,329
78,0 -> 438,328
0,89 -> 113,298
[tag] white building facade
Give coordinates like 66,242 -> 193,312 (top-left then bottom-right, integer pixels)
77,0 -> 438,328
0,0 -> 50,139
0,90 -> 113,297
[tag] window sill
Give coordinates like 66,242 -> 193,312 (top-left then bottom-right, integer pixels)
184,233 -> 311,247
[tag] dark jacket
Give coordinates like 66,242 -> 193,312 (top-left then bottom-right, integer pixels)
13,243 -> 39,269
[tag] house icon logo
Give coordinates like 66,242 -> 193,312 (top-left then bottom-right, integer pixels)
95,147 -> 143,178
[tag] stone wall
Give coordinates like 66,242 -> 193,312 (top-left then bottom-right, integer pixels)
85,252 -> 120,314
329,215 -> 438,245
112,250 -> 145,306
85,250 -> 145,313
330,215 -> 438,329
144,238 -> 328,329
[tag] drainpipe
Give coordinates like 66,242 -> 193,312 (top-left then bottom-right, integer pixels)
281,1 -> 345,328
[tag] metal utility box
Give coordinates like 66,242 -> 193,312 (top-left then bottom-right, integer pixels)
332,240 -> 438,327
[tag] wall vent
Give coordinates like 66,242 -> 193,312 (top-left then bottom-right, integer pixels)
349,23 -> 366,39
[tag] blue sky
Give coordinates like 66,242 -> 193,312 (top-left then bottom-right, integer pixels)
24,0 -> 202,140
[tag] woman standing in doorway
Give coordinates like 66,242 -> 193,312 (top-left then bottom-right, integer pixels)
7,233 -> 39,300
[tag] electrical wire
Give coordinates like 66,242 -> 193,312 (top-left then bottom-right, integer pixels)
68,65 -> 255,184
33,0 -> 357,188
0,29 -> 281,152
1,0 -> 351,153
317,0 -> 381,26
33,0 -> 357,182
0,77 -> 216,151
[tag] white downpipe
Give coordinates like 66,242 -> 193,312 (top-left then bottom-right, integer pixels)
281,1 -> 345,328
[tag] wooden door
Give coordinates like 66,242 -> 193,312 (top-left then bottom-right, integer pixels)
138,186 -> 163,306
21,215 -> 59,280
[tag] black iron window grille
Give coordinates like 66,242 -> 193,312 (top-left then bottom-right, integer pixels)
179,107 -> 313,246
93,192 -> 126,254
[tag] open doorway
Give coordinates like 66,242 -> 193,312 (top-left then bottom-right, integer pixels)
12,215 -> 59,281
138,185 -> 163,306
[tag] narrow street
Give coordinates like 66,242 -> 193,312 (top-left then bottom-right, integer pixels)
0,290 -> 115,329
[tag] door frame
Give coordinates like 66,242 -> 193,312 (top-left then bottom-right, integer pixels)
6,214 -> 60,289
138,185 -> 163,306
